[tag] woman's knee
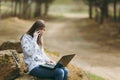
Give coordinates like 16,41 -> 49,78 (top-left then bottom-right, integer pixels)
63,67 -> 69,74
54,68 -> 64,76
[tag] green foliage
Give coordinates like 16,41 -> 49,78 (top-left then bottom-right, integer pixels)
44,48 -> 59,57
84,0 -> 120,6
53,0 -> 74,4
87,72 -> 105,80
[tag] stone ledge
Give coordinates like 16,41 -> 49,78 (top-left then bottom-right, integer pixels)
15,73 -> 53,80
0,41 -> 22,53
0,50 -> 20,80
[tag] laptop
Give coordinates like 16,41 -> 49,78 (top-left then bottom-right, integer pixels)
41,54 -> 75,69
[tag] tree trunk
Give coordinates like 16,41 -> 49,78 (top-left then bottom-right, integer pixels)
95,7 -> 99,22
22,1 -> 28,18
11,0 -> 14,16
44,2 -> 49,15
14,0 -> 18,16
102,0 -> 109,18
119,9 -> 120,21
34,2 -> 42,17
113,0 -> 117,21
0,0 -> 1,18
20,0 -> 24,18
100,7 -> 104,24
89,0 -> 93,19
19,0 -> 22,18
27,0 -> 32,19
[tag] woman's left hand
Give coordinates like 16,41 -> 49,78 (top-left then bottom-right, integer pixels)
50,60 -> 56,64
46,60 -> 56,65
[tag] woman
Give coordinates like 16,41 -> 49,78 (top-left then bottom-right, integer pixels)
20,20 -> 68,80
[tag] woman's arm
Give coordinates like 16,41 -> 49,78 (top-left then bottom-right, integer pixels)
21,31 -> 40,57
21,35 -> 38,57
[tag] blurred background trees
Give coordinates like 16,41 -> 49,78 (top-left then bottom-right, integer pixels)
0,0 -> 54,19
0,0 -> 120,24
84,0 -> 120,24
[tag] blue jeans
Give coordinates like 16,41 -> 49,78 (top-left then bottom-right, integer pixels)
29,65 -> 68,80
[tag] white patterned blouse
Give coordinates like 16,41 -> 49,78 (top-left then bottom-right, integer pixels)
21,34 -> 50,72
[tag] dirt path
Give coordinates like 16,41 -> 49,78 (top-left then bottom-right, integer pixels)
44,13 -> 120,80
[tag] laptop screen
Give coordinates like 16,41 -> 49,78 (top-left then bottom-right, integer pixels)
57,54 -> 75,67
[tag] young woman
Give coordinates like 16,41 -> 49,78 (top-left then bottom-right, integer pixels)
20,20 -> 68,80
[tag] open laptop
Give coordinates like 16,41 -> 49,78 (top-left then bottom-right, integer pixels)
41,54 -> 75,69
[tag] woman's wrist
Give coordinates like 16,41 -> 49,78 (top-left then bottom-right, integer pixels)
32,36 -> 38,44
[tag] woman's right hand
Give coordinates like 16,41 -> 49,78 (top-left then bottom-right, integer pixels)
34,31 -> 40,37
33,31 -> 40,41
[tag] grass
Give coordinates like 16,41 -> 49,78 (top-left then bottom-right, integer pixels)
87,72 -> 105,80
53,0 -> 74,4
44,48 -> 60,57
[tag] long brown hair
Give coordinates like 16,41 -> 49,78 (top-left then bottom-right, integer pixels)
27,20 -> 45,37
21,20 -> 45,47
